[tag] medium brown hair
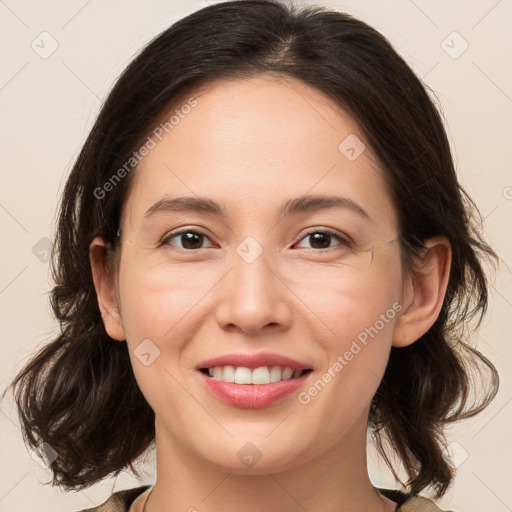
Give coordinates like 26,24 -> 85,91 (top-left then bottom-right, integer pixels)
5,0 -> 499,499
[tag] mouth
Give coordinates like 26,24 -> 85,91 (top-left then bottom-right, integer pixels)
195,352 -> 314,408
198,366 -> 313,384
197,367 -> 313,409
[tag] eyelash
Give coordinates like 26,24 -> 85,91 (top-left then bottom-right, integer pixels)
159,227 -> 353,252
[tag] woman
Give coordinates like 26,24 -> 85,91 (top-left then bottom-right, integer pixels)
7,1 -> 499,511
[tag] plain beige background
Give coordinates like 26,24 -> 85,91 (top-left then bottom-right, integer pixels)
0,0 -> 511,511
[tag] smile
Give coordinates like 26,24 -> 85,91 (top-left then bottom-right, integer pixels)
200,365 -> 311,384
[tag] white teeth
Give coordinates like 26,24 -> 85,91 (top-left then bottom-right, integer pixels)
234,367 -> 252,384
281,367 -> 294,380
209,365 -> 237,382
251,367 -> 270,385
269,366 -> 282,382
206,365 -> 305,384
223,365 -> 236,382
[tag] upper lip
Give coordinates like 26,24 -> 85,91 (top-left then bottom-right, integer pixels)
197,352 -> 312,370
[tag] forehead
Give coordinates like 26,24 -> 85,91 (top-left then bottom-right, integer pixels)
122,75 -> 397,233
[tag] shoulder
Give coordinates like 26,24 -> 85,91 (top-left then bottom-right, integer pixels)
77,485 -> 456,512
74,485 -> 151,512
379,488 -> 456,512
399,495 -> 456,511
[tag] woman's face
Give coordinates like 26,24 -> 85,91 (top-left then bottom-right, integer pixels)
108,76 -> 407,473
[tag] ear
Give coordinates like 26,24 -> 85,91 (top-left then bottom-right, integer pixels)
392,236 -> 452,347
89,236 -> 126,341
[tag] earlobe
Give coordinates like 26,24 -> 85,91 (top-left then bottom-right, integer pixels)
392,236 -> 452,348
89,237 -> 126,341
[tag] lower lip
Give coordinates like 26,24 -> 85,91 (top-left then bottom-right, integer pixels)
198,371 -> 311,409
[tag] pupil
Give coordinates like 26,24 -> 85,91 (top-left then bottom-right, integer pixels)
310,232 -> 330,249
182,232 -> 203,249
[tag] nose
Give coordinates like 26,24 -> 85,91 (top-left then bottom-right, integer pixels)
214,249 -> 292,335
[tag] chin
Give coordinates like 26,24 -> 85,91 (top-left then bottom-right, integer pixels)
197,437 -> 309,475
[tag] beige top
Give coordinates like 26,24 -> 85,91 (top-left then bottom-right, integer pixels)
75,485 -> 456,512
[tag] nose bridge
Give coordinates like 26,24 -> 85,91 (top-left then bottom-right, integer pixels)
216,237 -> 289,333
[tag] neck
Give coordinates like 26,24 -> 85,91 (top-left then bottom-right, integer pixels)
142,413 -> 397,512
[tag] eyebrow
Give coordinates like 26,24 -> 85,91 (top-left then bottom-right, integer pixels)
143,194 -> 371,221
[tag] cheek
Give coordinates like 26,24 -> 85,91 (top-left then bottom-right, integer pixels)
116,260 -> 200,407
291,259 -> 401,339
323,290 -> 397,379
297,276 -> 401,426
117,254 -> 214,340
299,258 -> 403,398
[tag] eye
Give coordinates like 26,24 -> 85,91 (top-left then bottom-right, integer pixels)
160,228 -> 352,252
160,229 -> 214,250
293,229 -> 352,251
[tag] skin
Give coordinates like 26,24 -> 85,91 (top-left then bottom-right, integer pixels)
90,75 -> 451,512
